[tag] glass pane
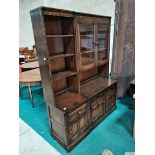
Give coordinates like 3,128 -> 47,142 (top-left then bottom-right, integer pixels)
81,52 -> 94,66
79,24 -> 95,67
79,24 -> 94,53
97,24 -> 108,60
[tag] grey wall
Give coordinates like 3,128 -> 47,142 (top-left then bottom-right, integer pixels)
19,0 -> 115,71
19,0 -> 43,49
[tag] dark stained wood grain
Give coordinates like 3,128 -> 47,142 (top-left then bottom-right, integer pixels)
30,7 -> 117,151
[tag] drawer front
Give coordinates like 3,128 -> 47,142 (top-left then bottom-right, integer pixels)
68,103 -> 87,122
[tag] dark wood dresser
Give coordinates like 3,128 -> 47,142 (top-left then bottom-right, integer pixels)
30,7 -> 117,151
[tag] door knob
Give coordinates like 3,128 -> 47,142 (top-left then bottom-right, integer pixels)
95,41 -> 99,46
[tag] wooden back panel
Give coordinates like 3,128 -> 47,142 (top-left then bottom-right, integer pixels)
80,67 -> 98,82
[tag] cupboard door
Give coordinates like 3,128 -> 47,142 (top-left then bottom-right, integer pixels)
105,86 -> 116,112
97,92 -> 105,117
67,103 -> 88,142
91,97 -> 99,122
79,113 -> 88,133
97,24 -> 109,65
98,103 -> 104,117
77,20 -> 96,71
68,121 -> 78,141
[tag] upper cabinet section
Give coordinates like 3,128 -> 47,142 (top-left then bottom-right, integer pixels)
76,15 -> 111,71
41,8 -> 75,59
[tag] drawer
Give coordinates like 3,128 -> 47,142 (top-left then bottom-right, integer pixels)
68,104 -> 87,122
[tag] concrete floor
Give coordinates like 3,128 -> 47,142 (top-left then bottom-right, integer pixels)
19,118 -> 61,155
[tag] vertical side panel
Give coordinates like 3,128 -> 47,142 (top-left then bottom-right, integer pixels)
30,8 -> 55,106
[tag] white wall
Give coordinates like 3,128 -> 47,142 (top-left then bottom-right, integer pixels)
19,0 -> 115,70
19,0 -> 43,49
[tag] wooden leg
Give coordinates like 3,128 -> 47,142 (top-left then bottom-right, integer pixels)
28,85 -> 34,108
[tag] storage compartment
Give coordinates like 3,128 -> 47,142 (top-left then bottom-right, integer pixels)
105,84 -> 117,113
55,92 -> 86,112
47,37 -> 75,57
30,7 -> 115,151
81,77 -> 116,123
49,56 -> 77,80
44,16 -> 74,35
67,103 -> 88,143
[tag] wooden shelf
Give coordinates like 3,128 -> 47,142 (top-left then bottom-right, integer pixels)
49,53 -> 75,59
97,59 -> 109,66
46,35 -> 74,38
55,92 -> 86,112
80,51 -> 94,54
52,70 -> 77,81
98,48 -> 107,52
98,29 -> 108,32
81,77 -> 116,97
80,35 -> 93,38
81,57 -> 94,65
80,57 -> 95,71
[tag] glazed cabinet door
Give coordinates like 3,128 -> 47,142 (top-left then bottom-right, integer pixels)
96,23 -> 109,66
76,16 -> 96,71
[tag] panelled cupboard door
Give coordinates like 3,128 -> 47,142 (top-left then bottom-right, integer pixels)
67,104 -> 88,143
68,121 -> 78,142
91,96 -> 98,122
90,93 -> 105,123
79,112 -> 88,133
105,86 -> 116,112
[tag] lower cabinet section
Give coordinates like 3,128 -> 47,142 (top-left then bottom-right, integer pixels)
49,82 -> 117,152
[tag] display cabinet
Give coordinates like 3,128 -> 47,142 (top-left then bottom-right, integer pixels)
30,7 -> 117,151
